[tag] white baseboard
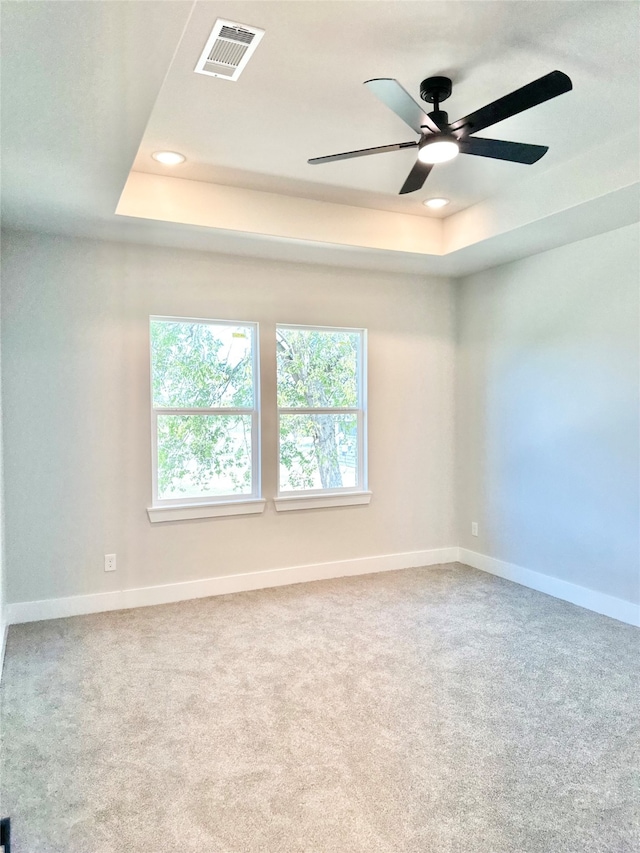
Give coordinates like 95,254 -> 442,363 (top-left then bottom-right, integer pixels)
5,547 -> 459,626
5,546 -> 639,629
459,548 -> 640,627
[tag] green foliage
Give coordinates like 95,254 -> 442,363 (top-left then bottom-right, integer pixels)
151,320 -> 253,409
277,329 -> 360,490
151,321 -> 362,498
276,328 -> 359,409
280,414 -> 357,491
151,320 -> 254,498
157,415 -> 252,498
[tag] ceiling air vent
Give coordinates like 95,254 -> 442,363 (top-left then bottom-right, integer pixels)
194,18 -> 264,81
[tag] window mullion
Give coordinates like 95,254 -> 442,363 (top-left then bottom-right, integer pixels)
277,407 -> 359,415
154,406 -> 255,415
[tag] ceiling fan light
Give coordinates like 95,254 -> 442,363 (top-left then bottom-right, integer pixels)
417,138 -> 459,164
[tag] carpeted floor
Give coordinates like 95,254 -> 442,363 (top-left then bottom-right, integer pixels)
1,562 -> 638,853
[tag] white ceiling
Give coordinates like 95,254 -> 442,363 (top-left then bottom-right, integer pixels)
1,1 -> 192,234
1,1 -> 639,273
133,0 -> 639,216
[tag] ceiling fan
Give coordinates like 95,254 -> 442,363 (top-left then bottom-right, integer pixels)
308,71 -> 572,194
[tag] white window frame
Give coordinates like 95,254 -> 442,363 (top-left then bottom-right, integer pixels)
147,316 -> 264,523
275,324 -> 371,512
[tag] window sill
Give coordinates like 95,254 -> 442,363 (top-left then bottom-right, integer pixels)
274,491 -> 372,512
147,499 -> 266,523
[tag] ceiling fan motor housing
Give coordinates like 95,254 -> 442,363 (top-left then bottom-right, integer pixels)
420,76 -> 453,104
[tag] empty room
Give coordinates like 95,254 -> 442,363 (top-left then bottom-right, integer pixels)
0,1 -> 638,851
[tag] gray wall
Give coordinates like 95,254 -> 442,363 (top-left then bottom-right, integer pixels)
0,246 -> 4,642
1,230 -> 456,603
456,224 -> 640,603
4,224 -> 638,609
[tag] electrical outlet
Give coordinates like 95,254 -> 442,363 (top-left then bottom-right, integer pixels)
471,522 -> 479,537
104,553 -> 116,572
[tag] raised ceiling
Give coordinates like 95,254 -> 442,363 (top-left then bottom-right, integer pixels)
1,1 -> 639,275
132,0 -> 639,217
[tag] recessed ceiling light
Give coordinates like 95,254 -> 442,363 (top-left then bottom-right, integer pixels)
151,151 -> 186,166
423,198 -> 450,209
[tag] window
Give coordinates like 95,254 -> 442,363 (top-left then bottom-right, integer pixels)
275,325 -> 369,510
148,317 -> 263,522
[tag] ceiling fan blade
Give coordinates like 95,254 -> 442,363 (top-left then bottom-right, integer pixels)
399,159 -> 433,194
308,140 -> 417,165
449,70 -> 572,135
365,78 -> 441,135
459,137 -> 548,164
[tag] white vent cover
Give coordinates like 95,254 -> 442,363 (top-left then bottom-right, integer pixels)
194,18 -> 264,81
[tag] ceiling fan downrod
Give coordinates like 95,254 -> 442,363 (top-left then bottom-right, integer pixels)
420,76 -> 453,131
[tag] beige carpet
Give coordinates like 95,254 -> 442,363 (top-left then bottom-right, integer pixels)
1,562 -> 638,852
